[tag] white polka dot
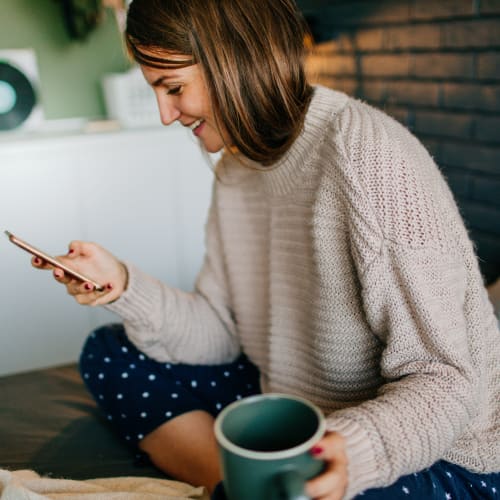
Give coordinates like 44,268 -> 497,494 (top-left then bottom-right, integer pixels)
171,393 -> 178,398
138,354 -> 145,360
191,380 -> 197,387
402,486 -> 409,495
211,381 -> 216,386
165,363 -> 171,369
138,434 -> 144,439
98,394 -> 104,400
216,403 -> 222,410
129,364 -> 136,369
104,357 -> 111,363
125,435 -> 131,440
107,415 -> 113,420
148,374 -> 156,381
121,413 -> 127,418
121,372 -> 129,378
117,394 -> 123,399
142,392 -> 150,398
223,371 -> 230,377
140,412 -> 147,418
236,395 -> 242,400
238,364 -> 244,370
98,373 -> 104,379
121,346 -> 128,353
446,471 -> 452,478
83,373 -> 89,379
165,411 -> 172,418
87,354 -> 94,359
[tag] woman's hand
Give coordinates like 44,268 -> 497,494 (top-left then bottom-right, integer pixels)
306,431 -> 348,500
31,241 -> 128,306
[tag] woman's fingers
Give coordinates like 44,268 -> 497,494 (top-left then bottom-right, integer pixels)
306,432 -> 348,500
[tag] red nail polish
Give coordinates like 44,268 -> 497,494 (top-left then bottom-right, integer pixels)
106,283 -> 113,290
310,446 -> 323,456
34,257 -> 41,265
68,249 -> 75,254
84,283 -> 93,291
54,272 -> 62,278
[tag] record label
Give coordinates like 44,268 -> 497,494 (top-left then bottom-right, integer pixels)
0,61 -> 36,131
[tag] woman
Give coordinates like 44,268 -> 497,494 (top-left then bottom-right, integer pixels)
34,0 -> 500,498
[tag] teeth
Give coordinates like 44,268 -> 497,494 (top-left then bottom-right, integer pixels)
190,119 -> 203,130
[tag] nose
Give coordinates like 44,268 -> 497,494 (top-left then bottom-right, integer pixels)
155,93 -> 181,126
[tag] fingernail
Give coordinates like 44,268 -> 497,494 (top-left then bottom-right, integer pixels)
68,249 -> 75,254
84,283 -> 93,291
106,283 -> 113,290
34,257 -> 41,265
310,446 -> 323,456
54,272 -> 63,278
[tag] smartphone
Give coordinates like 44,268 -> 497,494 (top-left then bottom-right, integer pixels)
5,230 -> 104,291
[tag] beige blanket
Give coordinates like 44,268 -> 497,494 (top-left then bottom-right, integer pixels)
0,469 -> 209,500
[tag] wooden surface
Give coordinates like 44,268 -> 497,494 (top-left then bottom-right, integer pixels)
0,363 -> 164,480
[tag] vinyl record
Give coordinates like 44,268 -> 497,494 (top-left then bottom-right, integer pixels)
0,61 -> 36,131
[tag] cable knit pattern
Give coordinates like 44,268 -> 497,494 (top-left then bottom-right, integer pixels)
107,86 -> 500,498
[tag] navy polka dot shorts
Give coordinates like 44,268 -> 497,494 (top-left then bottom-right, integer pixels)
79,323 -> 260,447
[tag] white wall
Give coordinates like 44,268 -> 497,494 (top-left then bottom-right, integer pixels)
0,125 -> 214,376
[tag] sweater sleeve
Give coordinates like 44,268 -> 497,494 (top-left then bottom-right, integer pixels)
325,100 -> 486,498
326,244 -> 481,498
105,192 -> 241,364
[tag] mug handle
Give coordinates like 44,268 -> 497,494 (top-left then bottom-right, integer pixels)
275,470 -> 310,500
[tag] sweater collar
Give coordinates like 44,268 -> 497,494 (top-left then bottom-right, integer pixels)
233,86 -> 347,196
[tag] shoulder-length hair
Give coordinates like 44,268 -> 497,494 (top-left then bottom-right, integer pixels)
125,0 -> 313,166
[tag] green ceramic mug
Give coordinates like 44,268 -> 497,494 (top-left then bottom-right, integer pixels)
214,393 -> 326,500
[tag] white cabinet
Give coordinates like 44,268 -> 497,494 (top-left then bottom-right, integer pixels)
0,125 -> 214,376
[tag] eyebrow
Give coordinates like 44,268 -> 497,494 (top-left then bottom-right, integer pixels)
152,75 -> 182,87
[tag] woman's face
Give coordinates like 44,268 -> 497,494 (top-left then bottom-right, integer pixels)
140,54 -> 229,153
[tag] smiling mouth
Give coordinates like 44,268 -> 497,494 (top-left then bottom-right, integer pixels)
189,119 -> 204,131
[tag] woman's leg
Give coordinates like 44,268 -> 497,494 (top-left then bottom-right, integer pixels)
356,460 -> 500,499
79,323 -> 260,493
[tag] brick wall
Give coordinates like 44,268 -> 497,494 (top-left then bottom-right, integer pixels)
300,0 -> 500,285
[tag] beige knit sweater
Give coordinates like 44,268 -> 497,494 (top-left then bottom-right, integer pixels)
108,86 -> 500,498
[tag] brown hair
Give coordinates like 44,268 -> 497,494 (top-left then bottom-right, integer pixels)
126,0 -> 313,166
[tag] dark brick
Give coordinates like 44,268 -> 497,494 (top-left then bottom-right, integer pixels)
420,138 -> 442,158
385,81 -> 440,107
442,20 -> 500,48
461,201 -> 500,235
477,53 -> 500,80
412,0 -> 474,20
414,111 -> 473,139
361,54 -> 411,77
355,29 -> 384,51
440,142 -> 500,174
442,83 -> 500,112
412,53 -> 474,79
475,115 -> 500,142
324,0 -> 411,26
306,53 -> 357,77
441,169 -> 472,199
315,76 -> 358,96
313,35 -> 355,54
472,176 -> 500,207
384,24 -> 441,50
358,81 -> 387,102
481,0 -> 500,14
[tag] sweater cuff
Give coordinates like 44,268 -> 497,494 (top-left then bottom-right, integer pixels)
325,415 -> 379,499
104,261 -> 163,325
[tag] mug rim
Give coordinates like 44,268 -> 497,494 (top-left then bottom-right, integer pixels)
214,393 -> 326,461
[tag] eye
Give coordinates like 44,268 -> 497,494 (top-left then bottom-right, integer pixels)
166,85 -> 183,96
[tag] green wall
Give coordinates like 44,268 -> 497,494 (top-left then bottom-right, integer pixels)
0,0 -> 131,120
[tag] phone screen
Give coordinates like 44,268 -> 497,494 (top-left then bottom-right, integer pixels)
5,230 -> 104,291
